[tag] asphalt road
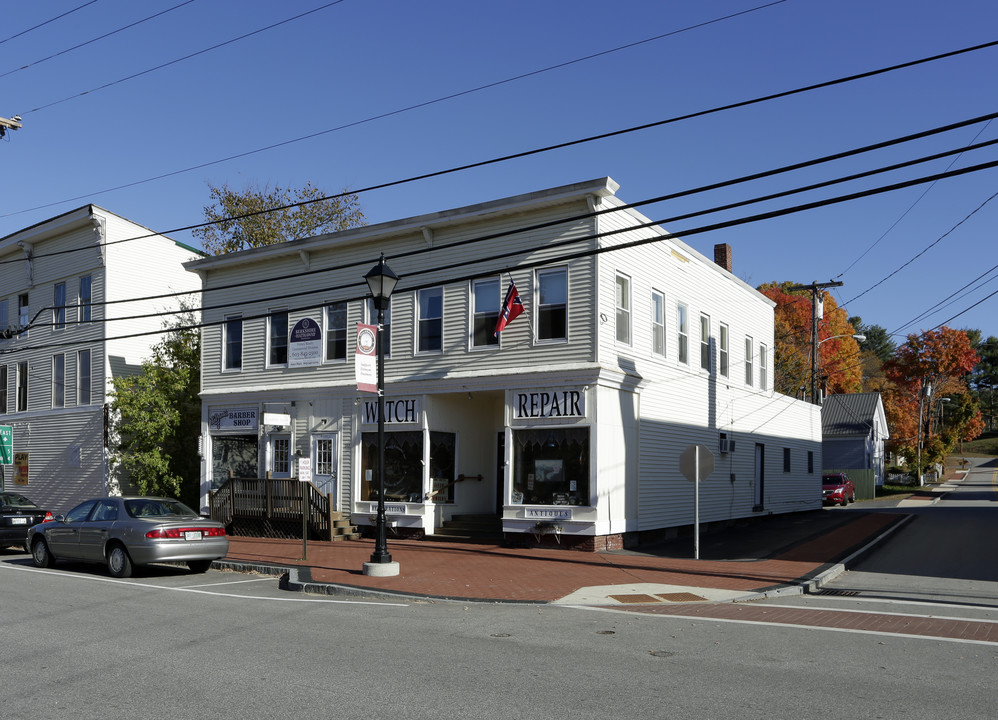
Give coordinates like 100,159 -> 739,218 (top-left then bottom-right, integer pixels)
2,504 -> 996,720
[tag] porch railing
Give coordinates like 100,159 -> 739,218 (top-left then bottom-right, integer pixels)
209,474 -> 336,540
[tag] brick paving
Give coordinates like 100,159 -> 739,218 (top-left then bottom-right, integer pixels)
221,510 -> 903,603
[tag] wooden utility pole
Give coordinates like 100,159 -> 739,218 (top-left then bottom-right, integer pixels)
0,115 -> 22,138
788,280 -> 843,404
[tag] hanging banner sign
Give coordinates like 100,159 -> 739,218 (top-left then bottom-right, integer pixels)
289,317 -> 322,367
355,323 -> 378,393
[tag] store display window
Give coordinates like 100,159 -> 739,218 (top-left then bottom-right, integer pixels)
511,427 -> 589,505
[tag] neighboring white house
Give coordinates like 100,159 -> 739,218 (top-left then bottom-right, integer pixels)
0,206 -> 202,512
822,391 -> 890,496
188,178 -> 822,550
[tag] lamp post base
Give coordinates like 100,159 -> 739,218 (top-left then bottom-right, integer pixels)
362,560 -> 400,577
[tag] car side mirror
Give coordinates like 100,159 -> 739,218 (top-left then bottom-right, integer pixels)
55,515 -> 66,523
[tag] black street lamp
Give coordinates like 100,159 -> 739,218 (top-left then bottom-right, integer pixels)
363,254 -> 400,576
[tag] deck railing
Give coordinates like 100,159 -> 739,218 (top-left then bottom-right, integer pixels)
209,474 -> 335,540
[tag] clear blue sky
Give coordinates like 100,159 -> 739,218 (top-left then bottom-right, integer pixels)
2,0 -> 996,342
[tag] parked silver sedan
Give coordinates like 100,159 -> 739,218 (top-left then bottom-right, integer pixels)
27,496 -> 228,578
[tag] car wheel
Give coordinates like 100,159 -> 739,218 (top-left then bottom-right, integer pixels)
841,494 -> 849,506
106,544 -> 133,578
32,538 -> 54,568
850,491 -> 856,503
188,559 -> 213,574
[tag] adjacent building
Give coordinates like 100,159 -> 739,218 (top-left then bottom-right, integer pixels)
0,206 -> 202,512
189,178 -> 823,550
822,391 -> 889,499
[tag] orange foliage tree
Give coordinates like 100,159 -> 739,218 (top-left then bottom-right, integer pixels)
882,326 -> 983,472
758,282 -> 863,398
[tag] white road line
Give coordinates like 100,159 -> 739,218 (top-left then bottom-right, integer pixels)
570,605 -> 998,646
181,576 -> 279,589
747,601 -> 998,624
1,562 -> 407,607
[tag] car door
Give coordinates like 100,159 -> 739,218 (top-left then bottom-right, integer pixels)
77,499 -> 119,562
46,500 -> 98,559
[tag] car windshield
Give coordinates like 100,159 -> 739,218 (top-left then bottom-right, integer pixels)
124,499 -> 199,519
822,476 -> 844,485
1,493 -> 38,508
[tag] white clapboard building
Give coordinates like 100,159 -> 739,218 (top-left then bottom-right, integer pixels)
189,178 -> 822,550
0,206 -> 202,512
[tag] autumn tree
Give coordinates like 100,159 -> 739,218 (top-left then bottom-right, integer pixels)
970,335 -> 998,431
192,181 -> 366,255
882,326 -> 982,474
110,309 -> 201,507
758,282 -> 863,398
849,316 -> 896,392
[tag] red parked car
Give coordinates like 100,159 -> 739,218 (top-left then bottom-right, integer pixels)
822,473 -> 856,506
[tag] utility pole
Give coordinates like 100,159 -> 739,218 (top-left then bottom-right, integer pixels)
788,280 -> 843,404
0,115 -> 22,138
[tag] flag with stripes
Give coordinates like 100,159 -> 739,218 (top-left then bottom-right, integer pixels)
494,282 -> 524,336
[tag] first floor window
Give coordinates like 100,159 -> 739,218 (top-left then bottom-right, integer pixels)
224,316 -> 242,370
16,361 -> 27,411
268,310 -> 289,366
417,287 -> 443,353
511,427 -> 590,506
783,447 -> 791,472
325,302 -> 348,361
537,268 -> 567,341
472,278 -> 500,347
361,431 -> 423,503
210,434 -> 258,490
615,274 -> 631,345
808,451 -> 814,474
78,349 -> 92,405
52,354 -> 65,408
651,291 -> 665,356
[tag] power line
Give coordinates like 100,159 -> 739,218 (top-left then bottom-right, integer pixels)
0,1 -> 98,46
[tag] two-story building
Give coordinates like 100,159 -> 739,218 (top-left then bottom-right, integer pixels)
188,178 -> 822,550
0,206 -> 201,512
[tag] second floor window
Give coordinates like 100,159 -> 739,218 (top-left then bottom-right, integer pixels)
472,278 -> 500,347
78,349 -> 92,405
0,299 -> 7,340
79,276 -> 92,323
53,354 -> 65,408
537,268 -> 567,342
268,310 -> 289,366
745,336 -> 754,386
224,316 -> 242,370
719,323 -> 729,377
0,365 -> 6,413
53,283 -> 67,330
325,302 -> 348,361
417,288 -> 443,353
615,274 -> 631,345
759,343 -> 768,390
700,313 -> 710,371
677,303 -> 689,364
651,291 -> 665,357
18,294 -> 28,337
16,361 -> 27,412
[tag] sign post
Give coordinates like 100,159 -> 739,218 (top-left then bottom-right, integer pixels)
0,425 -> 11,492
679,444 -> 715,560
297,457 -> 312,560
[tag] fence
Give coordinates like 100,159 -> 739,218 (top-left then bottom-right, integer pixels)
209,475 -> 336,540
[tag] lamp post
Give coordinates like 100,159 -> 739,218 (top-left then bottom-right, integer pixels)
362,254 -> 400,577
812,333 -> 866,404
916,381 -> 933,486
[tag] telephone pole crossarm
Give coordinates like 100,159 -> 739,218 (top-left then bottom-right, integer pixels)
0,115 -> 23,138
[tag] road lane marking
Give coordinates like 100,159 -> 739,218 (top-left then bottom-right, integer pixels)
0,562 -> 408,606
748,601 -> 998,624
181,576 -> 279,589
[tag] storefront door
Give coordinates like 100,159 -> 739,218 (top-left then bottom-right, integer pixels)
311,433 -> 338,498
267,433 -> 292,478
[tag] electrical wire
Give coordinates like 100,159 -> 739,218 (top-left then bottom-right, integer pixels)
0,1 -> 98,46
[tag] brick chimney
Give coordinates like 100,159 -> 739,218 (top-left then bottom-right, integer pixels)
714,243 -> 733,273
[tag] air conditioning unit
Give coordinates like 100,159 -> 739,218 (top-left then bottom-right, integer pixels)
719,437 -> 736,454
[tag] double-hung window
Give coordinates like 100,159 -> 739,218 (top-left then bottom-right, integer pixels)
53,283 -> 66,330
745,336 -> 754,386
0,299 -> 7,341
79,276 -> 92,323
700,313 -> 711,372
759,343 -> 768,390
472,278 -> 500,348
18,294 -> 28,337
16,361 -> 27,412
52,354 -> 65,408
325,302 -> 348,361
78,349 -> 92,405
268,310 -> 289,366
677,303 -> 689,364
651,291 -> 665,357
224,315 -> 242,370
719,323 -> 729,377
536,268 -> 567,342
615,274 -> 631,345
0,366 -> 7,413
417,288 -> 443,353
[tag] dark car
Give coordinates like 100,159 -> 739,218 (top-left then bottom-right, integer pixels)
822,473 -> 856,506
27,495 -> 228,578
1,492 -> 53,550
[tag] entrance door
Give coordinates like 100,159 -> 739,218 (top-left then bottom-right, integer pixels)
267,433 -> 292,478
754,443 -> 765,509
311,433 -> 338,498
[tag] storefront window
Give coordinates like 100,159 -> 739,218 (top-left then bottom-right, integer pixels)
361,431 -> 423,503
211,435 -> 259,489
511,427 -> 589,506
428,431 -> 456,503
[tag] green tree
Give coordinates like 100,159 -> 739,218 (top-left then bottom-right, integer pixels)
191,181 -> 366,255
110,311 -> 201,507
